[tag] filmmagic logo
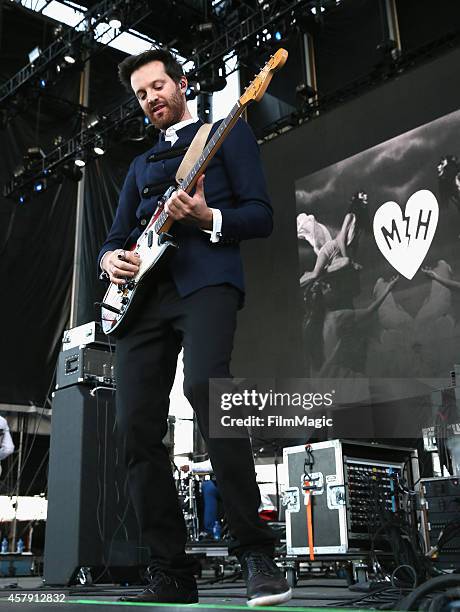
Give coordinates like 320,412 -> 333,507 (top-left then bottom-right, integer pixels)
373,190 -> 439,279
220,389 -> 335,411
220,414 -> 333,429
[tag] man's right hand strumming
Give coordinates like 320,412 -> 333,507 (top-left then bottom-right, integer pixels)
102,249 -> 141,285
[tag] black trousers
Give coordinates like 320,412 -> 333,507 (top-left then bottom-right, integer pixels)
115,276 -> 275,575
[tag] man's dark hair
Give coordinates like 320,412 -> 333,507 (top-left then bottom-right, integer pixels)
118,49 -> 184,92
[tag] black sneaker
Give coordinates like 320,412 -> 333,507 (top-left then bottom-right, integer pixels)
241,551 -> 292,607
119,570 -> 198,603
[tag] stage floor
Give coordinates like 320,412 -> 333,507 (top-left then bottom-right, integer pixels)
0,575 -> 399,611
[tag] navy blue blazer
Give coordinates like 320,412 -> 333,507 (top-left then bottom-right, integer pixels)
98,118 -> 273,297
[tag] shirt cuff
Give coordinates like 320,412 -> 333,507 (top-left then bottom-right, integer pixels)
99,252 -> 111,281
201,208 -> 222,243
100,251 -> 111,271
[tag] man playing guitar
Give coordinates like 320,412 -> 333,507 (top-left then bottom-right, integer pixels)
98,49 -> 291,607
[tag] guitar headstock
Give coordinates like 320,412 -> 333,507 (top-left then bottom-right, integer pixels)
239,48 -> 288,107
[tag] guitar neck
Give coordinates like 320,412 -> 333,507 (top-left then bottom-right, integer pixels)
180,102 -> 244,192
154,101 -> 245,234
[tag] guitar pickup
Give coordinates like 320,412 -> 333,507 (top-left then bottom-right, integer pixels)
148,231 -> 153,247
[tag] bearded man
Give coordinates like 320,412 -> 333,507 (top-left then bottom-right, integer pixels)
98,49 -> 291,607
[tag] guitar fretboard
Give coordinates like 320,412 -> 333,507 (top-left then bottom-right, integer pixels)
153,101 -> 242,234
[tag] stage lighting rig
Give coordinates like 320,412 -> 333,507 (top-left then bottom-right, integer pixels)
2,95 -> 142,200
187,0 -> 309,79
1,0 -> 154,108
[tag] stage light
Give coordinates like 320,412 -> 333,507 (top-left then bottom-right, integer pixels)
26,147 -> 45,162
185,81 -> 200,101
196,22 -> 213,34
24,147 -> 45,170
18,195 -> 27,204
143,116 -> 150,125
124,116 -> 146,141
274,30 -> 282,41
93,136 -> 105,155
28,46 -> 41,65
257,0 -> 270,9
63,45 -> 77,64
33,179 -> 46,193
53,24 -> 64,39
13,165 -> 25,179
74,149 -> 86,167
199,66 -> 226,93
296,82 -> 317,100
87,113 -> 108,131
310,3 -> 325,15
39,78 -> 47,88
109,12 -> 122,29
61,163 -> 83,182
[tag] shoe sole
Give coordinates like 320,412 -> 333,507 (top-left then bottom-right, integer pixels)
247,588 -> 292,607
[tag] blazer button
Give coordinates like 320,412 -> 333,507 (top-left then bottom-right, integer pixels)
140,218 -> 147,226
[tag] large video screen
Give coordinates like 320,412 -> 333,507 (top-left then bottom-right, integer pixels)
296,108 -> 460,386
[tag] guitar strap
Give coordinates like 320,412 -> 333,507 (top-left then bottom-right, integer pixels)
175,122 -> 213,185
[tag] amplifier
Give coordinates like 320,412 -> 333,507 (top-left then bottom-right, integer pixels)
420,476 -> 460,569
283,439 -> 418,556
61,321 -> 110,351
56,346 -> 115,390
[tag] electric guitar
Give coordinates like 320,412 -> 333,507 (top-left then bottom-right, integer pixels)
100,48 -> 288,335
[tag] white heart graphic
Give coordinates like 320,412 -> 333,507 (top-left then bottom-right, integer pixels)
373,189 -> 439,280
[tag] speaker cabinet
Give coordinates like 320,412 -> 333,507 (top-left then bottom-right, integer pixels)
44,386 -> 148,585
